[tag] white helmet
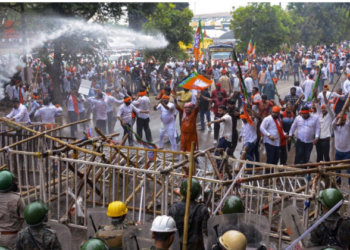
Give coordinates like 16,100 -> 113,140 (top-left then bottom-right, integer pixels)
150,215 -> 177,232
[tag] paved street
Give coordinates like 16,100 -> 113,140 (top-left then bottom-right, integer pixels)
46,73 -> 341,167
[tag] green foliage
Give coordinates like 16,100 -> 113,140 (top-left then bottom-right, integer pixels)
142,3 -> 194,63
287,3 -> 350,47
230,3 -> 294,54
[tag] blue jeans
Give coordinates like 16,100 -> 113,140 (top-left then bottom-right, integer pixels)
294,139 -> 313,165
293,64 -> 299,81
200,110 -> 211,129
335,150 -> 350,184
242,141 -> 255,170
283,71 -> 289,80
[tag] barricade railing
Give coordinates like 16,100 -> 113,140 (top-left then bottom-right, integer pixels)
3,141 -> 350,249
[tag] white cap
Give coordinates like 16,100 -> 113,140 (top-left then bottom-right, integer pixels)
150,215 -> 177,232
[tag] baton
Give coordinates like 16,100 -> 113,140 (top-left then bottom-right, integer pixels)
89,214 -> 97,233
130,234 -> 140,250
286,200 -> 343,250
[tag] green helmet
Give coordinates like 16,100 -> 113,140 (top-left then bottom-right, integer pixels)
81,239 -> 109,250
180,178 -> 201,200
0,247 -> 11,250
24,202 -> 48,226
222,195 -> 244,214
317,188 -> 343,210
0,170 -> 14,192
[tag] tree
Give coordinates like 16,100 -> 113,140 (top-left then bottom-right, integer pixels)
142,3 -> 194,63
9,3 -> 127,104
230,3 -> 294,54
287,3 -> 350,47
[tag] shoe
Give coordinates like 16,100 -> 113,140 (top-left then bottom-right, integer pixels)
199,127 -> 205,131
213,140 -> 217,144
208,127 -> 212,132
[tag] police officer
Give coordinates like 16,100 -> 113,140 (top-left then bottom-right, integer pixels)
95,201 -> 131,250
16,201 -> 62,250
218,230 -> 247,250
143,215 -> 177,250
168,178 -> 209,250
81,238 -> 109,250
0,170 -> 25,249
219,195 -> 262,244
309,188 -> 350,249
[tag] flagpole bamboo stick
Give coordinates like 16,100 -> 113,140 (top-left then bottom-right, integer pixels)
182,141 -> 195,250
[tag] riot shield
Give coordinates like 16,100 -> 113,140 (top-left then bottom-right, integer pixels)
47,221 -> 72,250
86,208 -> 111,239
122,222 -> 180,250
281,205 -> 307,246
207,213 -> 270,250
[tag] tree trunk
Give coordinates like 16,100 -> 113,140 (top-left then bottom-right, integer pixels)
51,38 -> 64,105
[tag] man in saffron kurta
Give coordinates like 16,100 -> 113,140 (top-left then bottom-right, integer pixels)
173,91 -> 201,152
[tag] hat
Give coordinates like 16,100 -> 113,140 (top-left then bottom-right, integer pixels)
324,84 -> 329,90
321,104 -> 326,109
240,114 -> 248,119
215,83 -> 222,87
347,74 -> 350,78
272,106 -> 281,113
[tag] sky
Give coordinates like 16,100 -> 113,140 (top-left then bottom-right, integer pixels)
188,1 -> 288,15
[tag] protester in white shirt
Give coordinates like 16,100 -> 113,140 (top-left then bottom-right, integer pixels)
88,91 -> 108,134
132,89 -> 153,142
332,112 -> 350,184
314,91 -> 334,163
238,112 -> 257,167
251,87 -> 261,114
260,106 -> 286,165
104,89 -> 124,134
34,97 -> 63,125
317,84 -> 345,105
118,96 -> 148,146
5,98 -> 30,123
154,95 -> 177,151
244,74 -> 254,102
289,106 -> 320,165
150,68 -> 158,95
343,74 -> 350,94
301,75 -> 315,102
207,105 -> 232,151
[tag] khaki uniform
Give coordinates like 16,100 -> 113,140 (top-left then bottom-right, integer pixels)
95,220 -> 131,250
0,192 -> 25,249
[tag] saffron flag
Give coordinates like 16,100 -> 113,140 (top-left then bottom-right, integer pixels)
243,105 -> 254,126
178,72 -> 212,90
193,18 -> 203,60
247,39 -> 253,55
251,42 -> 256,58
